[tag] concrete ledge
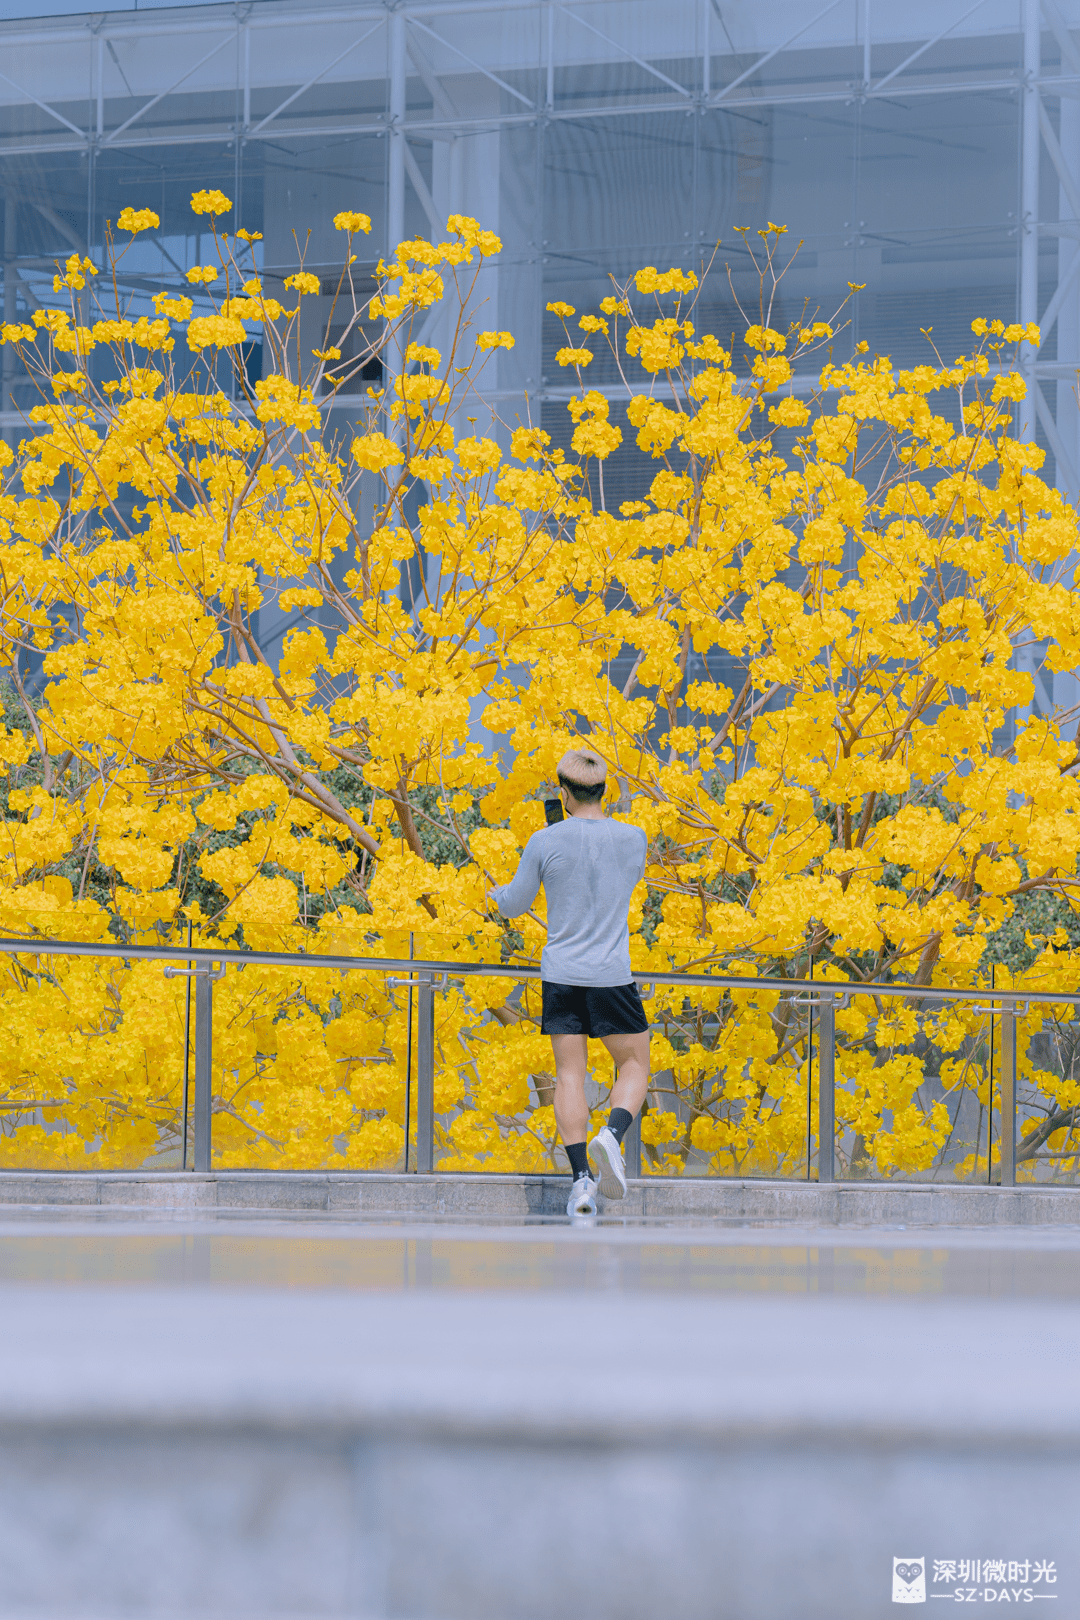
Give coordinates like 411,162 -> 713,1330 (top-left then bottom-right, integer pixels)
1,1286 -> 1078,1619
1,1169 -> 1079,1223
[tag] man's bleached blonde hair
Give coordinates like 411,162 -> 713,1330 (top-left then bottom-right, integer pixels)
557,748 -> 607,802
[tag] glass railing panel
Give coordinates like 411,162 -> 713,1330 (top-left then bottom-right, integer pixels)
828,989 -> 994,1183
432,972 -> 563,1174
212,961 -> 408,1172
10,948 -> 1074,1185
1014,999 -> 1080,1186
0,949 -> 187,1171
422,973 -> 814,1180
215,963 -> 578,1176
638,982 -> 812,1180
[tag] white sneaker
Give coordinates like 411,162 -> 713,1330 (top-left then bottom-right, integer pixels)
566,1174 -> 598,1217
589,1126 -> 627,1200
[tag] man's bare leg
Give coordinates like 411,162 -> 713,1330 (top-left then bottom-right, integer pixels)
551,1030 -> 650,1142
551,1032 -> 590,1145
586,1029 -> 650,1197
551,1029 -> 650,1205
550,1033 -> 597,1212
599,1030 -> 650,1117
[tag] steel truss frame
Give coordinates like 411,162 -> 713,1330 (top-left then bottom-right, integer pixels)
0,6 -> 1076,312
1,2 -> 1079,504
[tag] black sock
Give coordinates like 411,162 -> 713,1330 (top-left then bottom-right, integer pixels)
607,1107 -> 634,1144
565,1142 -> 590,1178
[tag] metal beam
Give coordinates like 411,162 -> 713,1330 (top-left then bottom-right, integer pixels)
4,937 -> 1079,1008
712,0 -> 843,103
389,10 -> 407,254
2,196 -> 16,443
0,73 -> 1062,166
870,0 -> 991,95
409,15 -> 535,109
387,9 -> 407,446
1034,376 -> 1080,492
403,141 -> 442,234
10,266 -> 43,312
248,19 -> 385,136
407,29 -> 461,121
1041,0 -> 1080,76
94,35 -> 104,138
1038,240 -> 1080,340
104,31 -> 235,144
1020,0 -> 1041,445
556,3 -> 692,98
106,39 -> 135,100
1038,95 -> 1080,223
0,66 -> 84,139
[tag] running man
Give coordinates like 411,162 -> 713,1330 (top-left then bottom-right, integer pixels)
488,749 -> 650,1216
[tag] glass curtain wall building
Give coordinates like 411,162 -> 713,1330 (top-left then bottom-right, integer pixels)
1,0 -> 1079,707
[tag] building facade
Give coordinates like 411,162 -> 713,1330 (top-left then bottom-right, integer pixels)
1,0 -> 1079,707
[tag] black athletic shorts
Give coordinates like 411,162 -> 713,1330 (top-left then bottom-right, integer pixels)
540,980 -> 649,1037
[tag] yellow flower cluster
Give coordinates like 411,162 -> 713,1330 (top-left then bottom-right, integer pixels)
53,255 -> 97,293
0,206 -> 1077,1187
334,211 -> 372,234
152,292 -> 193,322
634,266 -> 698,294
446,216 -> 502,255
568,392 -> 621,460
186,315 -> 246,350
190,190 -> 232,217
117,208 -> 160,234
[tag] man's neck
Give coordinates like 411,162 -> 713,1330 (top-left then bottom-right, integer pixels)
565,800 -> 605,821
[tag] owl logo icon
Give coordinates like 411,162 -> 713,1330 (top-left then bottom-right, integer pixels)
892,1557 -> 926,1603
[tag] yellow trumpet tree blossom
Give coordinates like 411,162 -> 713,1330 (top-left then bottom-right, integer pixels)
0,204 -> 1078,1182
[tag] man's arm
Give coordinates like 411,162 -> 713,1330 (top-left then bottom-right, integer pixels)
488,835 -> 543,918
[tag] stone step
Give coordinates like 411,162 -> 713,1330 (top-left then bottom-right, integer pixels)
0,1277 -> 1076,1619
1,1169 -> 1079,1224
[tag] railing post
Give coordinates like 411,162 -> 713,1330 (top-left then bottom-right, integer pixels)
1000,1006 -> 1017,1187
193,968 -> 214,1173
818,992 -> 836,1183
416,973 -> 435,1174
180,968 -> 192,1172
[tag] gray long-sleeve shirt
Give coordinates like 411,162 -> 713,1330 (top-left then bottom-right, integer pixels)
491,815 -> 648,987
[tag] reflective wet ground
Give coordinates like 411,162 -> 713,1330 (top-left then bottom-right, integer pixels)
1,1213 -> 1079,1297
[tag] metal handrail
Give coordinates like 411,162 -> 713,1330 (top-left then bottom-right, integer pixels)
0,936 -> 1070,1187
0,935 -> 1073,1002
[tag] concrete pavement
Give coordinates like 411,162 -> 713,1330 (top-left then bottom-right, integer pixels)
0,1216 -> 1075,1619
